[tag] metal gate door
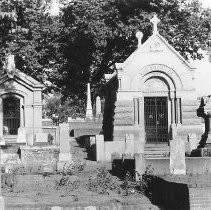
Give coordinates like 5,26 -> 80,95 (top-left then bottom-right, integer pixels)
3,96 -> 20,135
144,97 -> 168,143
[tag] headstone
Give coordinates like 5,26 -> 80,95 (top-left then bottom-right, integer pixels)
188,133 -> 198,151
135,153 -> 145,181
35,133 -> 48,143
26,133 -> 34,146
16,127 -> 26,143
170,138 -> 186,175
96,135 -> 104,161
57,124 -> 72,170
125,134 -> 134,154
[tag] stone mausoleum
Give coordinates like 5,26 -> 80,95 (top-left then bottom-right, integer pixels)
0,54 -> 43,145
102,15 -> 203,158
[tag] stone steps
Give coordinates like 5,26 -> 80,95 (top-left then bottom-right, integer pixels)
145,145 -> 169,158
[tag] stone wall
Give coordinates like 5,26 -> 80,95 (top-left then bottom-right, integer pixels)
20,146 -> 59,167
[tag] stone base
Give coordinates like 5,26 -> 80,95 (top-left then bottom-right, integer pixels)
191,147 -> 211,157
59,152 -> 72,162
0,196 -> 5,210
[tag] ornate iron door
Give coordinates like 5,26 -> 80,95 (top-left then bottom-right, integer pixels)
3,96 -> 20,135
144,97 -> 168,143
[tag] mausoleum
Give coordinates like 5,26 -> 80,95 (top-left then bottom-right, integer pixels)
102,15 -> 203,158
0,54 -> 43,144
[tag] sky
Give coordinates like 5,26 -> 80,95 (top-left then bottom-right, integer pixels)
193,0 -> 211,96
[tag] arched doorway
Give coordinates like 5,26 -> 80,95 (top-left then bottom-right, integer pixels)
3,96 -> 20,135
143,77 -> 170,143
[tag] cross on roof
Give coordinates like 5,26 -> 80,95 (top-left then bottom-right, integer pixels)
150,14 -> 160,34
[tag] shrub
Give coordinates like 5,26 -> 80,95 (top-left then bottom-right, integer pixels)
136,165 -> 155,197
86,167 -> 120,194
58,161 -> 85,176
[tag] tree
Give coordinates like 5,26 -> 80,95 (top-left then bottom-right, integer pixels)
0,0 -> 211,117
61,0 -> 211,98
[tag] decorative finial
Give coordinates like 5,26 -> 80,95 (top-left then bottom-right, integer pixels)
150,14 -> 160,35
136,31 -> 143,48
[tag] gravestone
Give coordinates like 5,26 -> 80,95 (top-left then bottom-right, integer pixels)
16,127 -> 26,143
57,124 -> 72,170
26,133 -> 34,146
170,138 -> 186,175
135,153 -> 145,181
188,133 -> 198,152
124,134 -> 134,155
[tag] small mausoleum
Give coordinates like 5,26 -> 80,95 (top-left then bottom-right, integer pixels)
102,15 -> 203,159
0,54 -> 43,144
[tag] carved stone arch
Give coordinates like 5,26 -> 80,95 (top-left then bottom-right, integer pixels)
131,64 -> 183,91
141,73 -> 174,93
0,89 -> 27,104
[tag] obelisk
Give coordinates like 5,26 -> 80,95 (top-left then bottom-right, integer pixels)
85,83 -> 93,121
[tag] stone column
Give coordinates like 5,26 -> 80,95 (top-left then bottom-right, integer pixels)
138,97 -> 145,127
176,98 -> 181,124
171,97 -> 175,124
138,97 -> 145,150
133,98 -> 139,125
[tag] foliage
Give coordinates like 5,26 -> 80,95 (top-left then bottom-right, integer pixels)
56,175 -> 80,191
58,161 -> 86,176
1,0 -> 211,116
86,167 -> 120,194
5,163 -> 44,175
43,92 -> 85,122
136,165 -> 155,196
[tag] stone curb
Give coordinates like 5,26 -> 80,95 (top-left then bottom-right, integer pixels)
6,203 -> 159,210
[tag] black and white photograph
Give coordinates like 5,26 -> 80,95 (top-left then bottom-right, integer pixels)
0,0 -> 211,209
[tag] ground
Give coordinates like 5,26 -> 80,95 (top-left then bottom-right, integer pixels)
2,139 -> 159,209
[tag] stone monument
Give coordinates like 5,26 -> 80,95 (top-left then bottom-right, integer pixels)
57,124 -> 72,170
170,138 -> 186,175
85,83 -> 93,121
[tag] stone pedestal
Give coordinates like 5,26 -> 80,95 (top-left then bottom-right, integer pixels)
170,138 -> 186,175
